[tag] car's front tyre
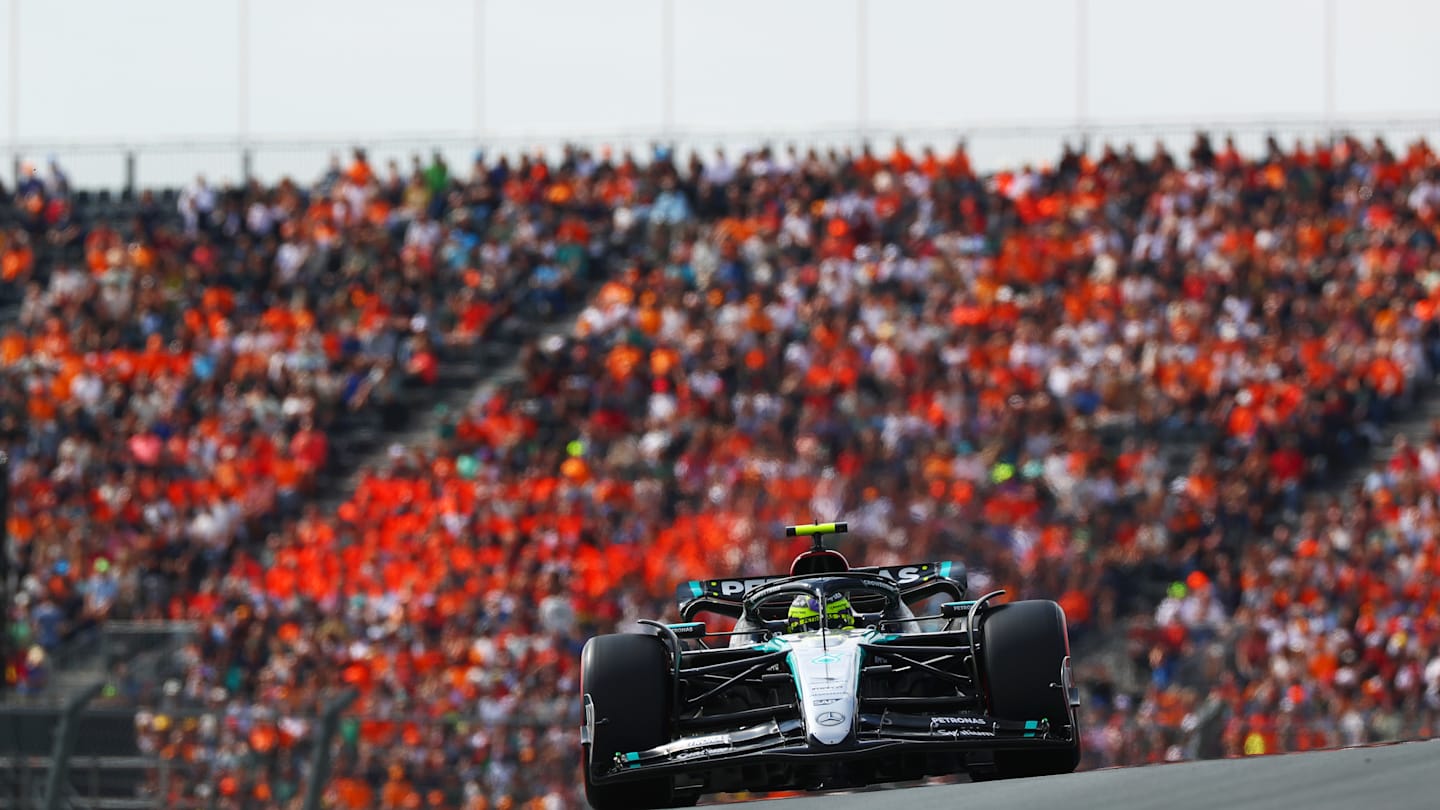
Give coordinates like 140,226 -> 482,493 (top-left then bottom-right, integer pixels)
581,633 -> 695,809
979,599 -> 1082,778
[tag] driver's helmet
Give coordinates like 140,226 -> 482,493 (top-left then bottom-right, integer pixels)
786,592 -> 856,633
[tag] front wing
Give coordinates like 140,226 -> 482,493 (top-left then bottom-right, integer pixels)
590,710 -> 1070,783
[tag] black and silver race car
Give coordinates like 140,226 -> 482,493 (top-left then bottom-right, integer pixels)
580,522 -> 1081,809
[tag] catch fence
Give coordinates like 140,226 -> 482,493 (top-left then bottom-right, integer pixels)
8,117 -> 1440,192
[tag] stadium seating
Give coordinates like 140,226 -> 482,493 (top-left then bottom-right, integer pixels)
5,132 -> 1440,806
1083,426 -> 1440,765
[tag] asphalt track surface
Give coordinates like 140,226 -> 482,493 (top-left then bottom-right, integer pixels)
730,739 -> 1440,810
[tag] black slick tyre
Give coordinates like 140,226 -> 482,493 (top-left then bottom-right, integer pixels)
581,633 -> 687,809
979,599 -> 1081,778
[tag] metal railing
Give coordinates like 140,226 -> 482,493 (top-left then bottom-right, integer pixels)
7,623 -> 198,710
0,698 -> 583,810
7,117 -> 1440,192
0,756 -> 161,810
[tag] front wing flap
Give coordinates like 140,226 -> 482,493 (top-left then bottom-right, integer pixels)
611,719 -> 800,771
596,711 -> 1067,782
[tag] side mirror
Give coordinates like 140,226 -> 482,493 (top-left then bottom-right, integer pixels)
940,601 -> 976,619
666,621 -> 708,639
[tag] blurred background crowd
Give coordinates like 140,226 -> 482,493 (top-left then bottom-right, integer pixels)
4,129 -> 1440,808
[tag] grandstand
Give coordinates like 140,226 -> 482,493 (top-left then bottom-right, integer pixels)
2,127 -> 1439,808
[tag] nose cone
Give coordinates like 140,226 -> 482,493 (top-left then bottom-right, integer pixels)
787,633 -> 864,747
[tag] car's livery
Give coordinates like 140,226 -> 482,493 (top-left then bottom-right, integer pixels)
678,561 -> 958,600
579,523 -> 1082,809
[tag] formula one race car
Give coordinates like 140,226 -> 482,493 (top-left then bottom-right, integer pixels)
579,522 -> 1081,809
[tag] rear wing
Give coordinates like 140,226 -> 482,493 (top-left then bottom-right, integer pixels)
675,562 -> 968,619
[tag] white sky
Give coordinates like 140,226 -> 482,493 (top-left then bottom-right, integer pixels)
2,0 -> 1439,186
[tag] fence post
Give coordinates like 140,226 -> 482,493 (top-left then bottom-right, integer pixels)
300,688 -> 358,810
0,450 -> 8,696
124,151 -> 136,198
42,680 -> 105,810
242,148 -> 254,184
158,756 -> 171,810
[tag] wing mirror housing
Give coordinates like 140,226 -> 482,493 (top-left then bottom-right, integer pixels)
940,601 -> 977,619
666,621 -> 708,639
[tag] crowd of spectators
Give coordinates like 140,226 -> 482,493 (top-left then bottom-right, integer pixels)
6,129 -> 1440,807
0,144 -> 611,694
1082,423 -> 1440,766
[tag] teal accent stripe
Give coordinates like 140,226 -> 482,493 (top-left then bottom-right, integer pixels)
1024,719 -> 1039,738
940,561 -> 952,578
688,581 -> 704,598
625,751 -> 639,762
785,650 -> 803,698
